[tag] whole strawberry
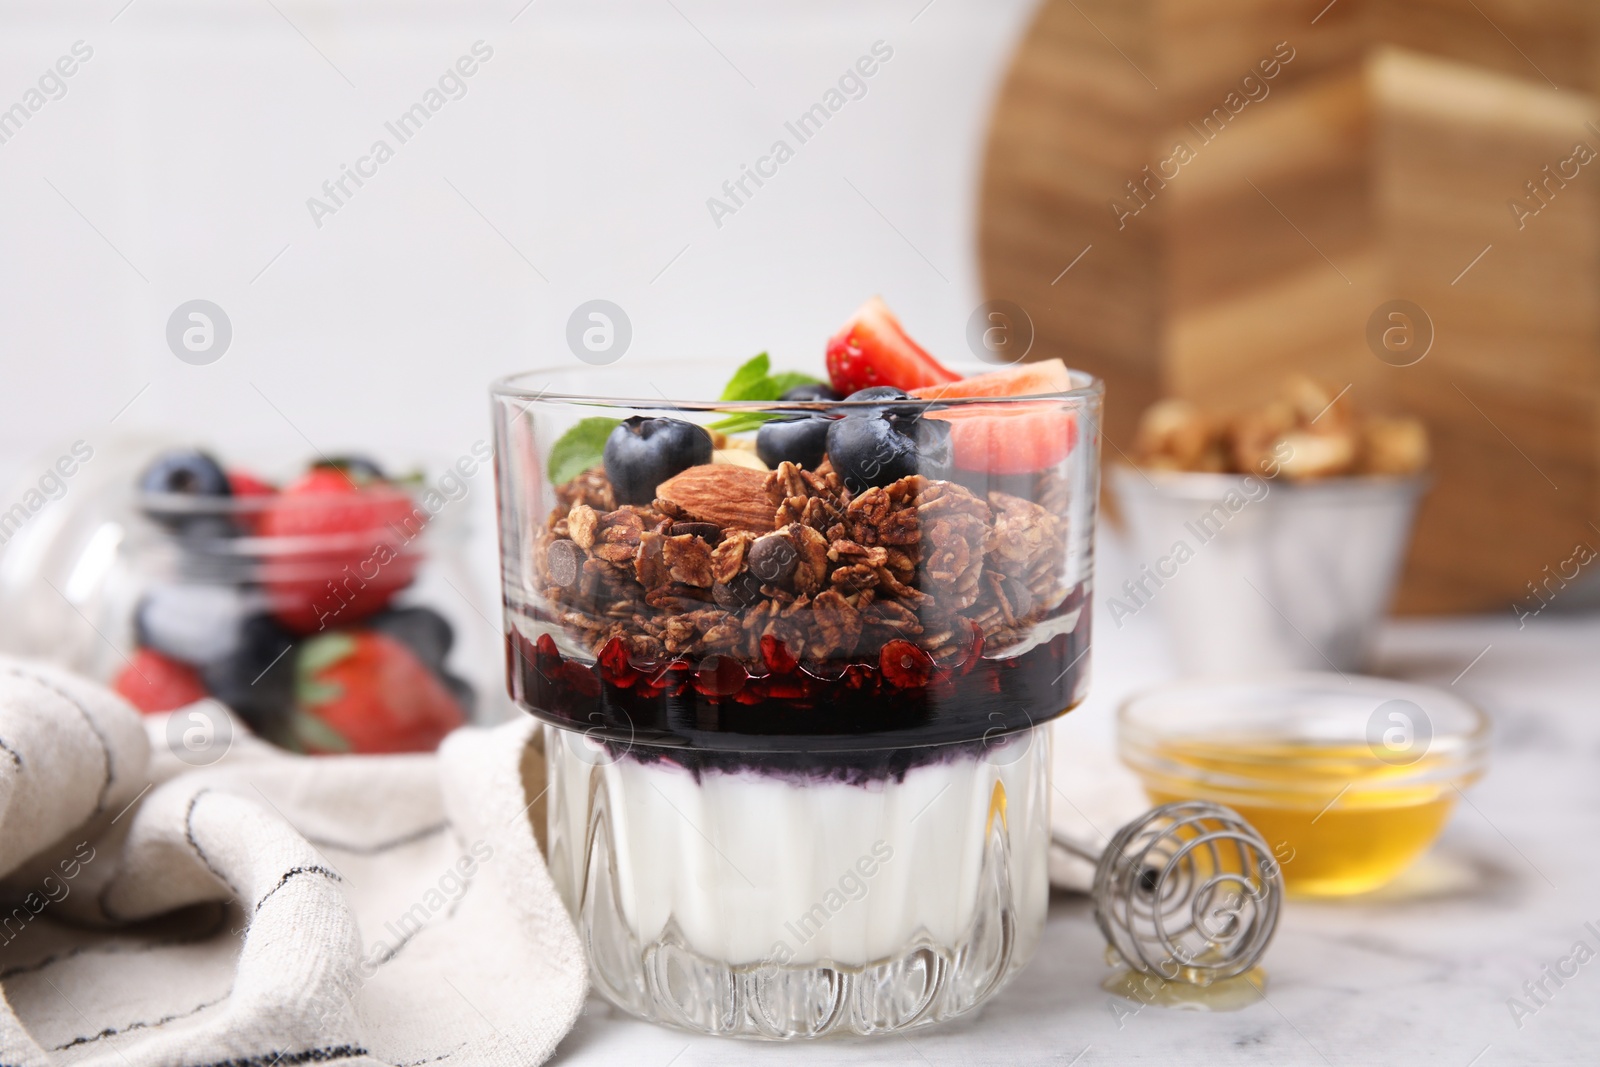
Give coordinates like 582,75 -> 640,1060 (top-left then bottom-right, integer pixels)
258,458 -> 422,633
113,648 -> 209,713
289,631 -> 465,754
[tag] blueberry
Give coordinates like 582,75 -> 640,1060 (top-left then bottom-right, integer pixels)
842,387 -> 912,404
139,449 -> 231,498
779,383 -> 841,403
756,416 -> 831,470
135,584 -> 252,666
826,409 -> 953,494
139,449 -> 232,531
369,607 -> 454,670
199,614 -> 297,732
839,386 -> 927,419
603,416 -> 713,505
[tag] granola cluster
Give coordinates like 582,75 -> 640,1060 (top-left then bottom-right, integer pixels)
533,460 -> 1068,667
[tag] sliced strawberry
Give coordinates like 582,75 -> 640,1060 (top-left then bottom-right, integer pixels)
259,467 -> 423,633
932,404 -> 1078,473
291,631 -> 465,754
826,297 -> 959,395
909,358 -> 1072,401
114,648 -> 209,713
913,361 -> 1078,473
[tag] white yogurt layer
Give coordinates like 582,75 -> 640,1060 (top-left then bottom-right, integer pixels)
547,730 -> 1052,968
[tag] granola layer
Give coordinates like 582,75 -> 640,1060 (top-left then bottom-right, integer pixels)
532,461 -> 1072,667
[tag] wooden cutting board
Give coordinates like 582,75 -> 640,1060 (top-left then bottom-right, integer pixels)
978,0 -> 1600,614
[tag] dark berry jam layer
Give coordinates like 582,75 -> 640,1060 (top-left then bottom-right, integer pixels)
506,599 -> 1091,766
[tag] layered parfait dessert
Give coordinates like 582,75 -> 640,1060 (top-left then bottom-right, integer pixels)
493,299 -> 1100,1037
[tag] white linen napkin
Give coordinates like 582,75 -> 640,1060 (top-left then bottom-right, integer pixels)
0,658 -> 585,1067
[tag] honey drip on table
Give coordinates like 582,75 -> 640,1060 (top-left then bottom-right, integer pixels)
1102,947 -> 1266,1012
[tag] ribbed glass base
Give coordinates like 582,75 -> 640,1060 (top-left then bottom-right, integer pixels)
547,729 -> 1050,1038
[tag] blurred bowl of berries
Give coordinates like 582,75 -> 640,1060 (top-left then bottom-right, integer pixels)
0,440 -> 501,755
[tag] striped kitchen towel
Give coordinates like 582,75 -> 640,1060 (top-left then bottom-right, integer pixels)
0,658 -> 585,1066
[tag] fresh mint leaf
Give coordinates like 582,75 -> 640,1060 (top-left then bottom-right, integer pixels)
767,371 -> 825,396
707,412 -> 777,435
710,357 -> 827,435
547,416 -> 621,486
720,353 -> 772,401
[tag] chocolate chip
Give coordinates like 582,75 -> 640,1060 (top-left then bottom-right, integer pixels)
748,532 -> 799,587
670,521 -> 721,542
547,539 -> 582,588
712,573 -> 762,610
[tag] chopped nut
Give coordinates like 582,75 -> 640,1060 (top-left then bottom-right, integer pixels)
568,505 -> 599,550
1134,378 -> 1428,480
657,464 -> 776,533
1277,430 -> 1357,480
1361,416 -> 1429,476
1135,399 -> 1215,471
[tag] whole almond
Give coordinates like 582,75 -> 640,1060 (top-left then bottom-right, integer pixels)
655,464 -> 776,533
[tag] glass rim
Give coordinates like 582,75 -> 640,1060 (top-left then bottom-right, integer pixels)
490,360 -> 1105,410
1116,671 -> 1490,793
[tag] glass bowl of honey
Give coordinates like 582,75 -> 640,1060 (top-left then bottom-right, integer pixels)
1117,674 -> 1489,897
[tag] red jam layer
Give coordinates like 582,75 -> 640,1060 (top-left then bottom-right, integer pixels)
506,598 -> 1090,758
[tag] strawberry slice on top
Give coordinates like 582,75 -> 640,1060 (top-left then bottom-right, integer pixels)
826,297 -> 960,395
912,359 -> 1079,473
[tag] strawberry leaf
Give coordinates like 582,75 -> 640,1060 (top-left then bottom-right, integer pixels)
547,416 -> 621,487
290,709 -> 352,753
297,633 -> 354,706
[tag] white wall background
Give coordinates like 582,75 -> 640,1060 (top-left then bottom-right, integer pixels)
0,0 -> 1040,617
0,0 -> 1037,460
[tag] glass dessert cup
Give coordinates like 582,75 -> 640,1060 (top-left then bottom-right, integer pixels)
491,363 -> 1102,1037
1118,674 -> 1489,897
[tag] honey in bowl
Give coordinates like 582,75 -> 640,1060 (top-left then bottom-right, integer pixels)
1119,675 -> 1489,898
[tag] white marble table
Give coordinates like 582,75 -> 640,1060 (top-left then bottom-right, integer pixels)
551,600 -> 1600,1066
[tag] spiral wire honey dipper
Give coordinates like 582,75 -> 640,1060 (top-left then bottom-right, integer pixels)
1053,801 -> 1283,985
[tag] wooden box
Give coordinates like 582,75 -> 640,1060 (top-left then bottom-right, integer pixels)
979,0 -> 1600,612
